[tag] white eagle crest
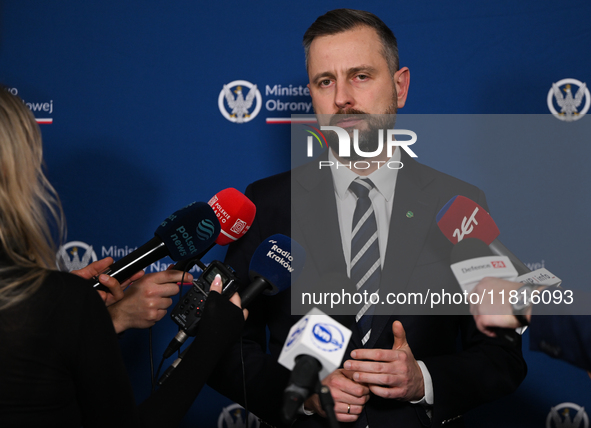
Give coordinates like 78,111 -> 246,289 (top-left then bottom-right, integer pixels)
56,245 -> 94,271
552,82 -> 587,121
223,84 -> 258,123
219,405 -> 258,428
549,406 -> 587,428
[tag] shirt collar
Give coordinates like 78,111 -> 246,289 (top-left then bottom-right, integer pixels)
329,147 -> 401,202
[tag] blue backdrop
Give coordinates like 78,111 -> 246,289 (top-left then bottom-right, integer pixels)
1,1 -> 590,427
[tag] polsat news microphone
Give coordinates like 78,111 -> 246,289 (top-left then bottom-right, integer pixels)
92,201 -> 220,291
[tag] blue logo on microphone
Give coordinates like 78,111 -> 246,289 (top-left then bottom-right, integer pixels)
312,323 -> 344,353
286,317 -> 308,349
196,219 -> 216,240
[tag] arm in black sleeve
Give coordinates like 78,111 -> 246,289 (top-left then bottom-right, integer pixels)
73,275 -> 244,428
138,292 -> 245,427
207,180 -> 293,427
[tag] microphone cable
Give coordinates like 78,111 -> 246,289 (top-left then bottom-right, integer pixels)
150,259 -> 200,394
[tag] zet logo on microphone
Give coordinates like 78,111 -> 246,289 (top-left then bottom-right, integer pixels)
453,207 -> 479,242
311,323 -> 345,353
196,219 -> 216,241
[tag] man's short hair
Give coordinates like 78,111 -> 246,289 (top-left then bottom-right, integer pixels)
303,9 -> 399,75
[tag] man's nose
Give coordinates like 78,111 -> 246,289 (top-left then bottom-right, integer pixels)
334,82 -> 354,110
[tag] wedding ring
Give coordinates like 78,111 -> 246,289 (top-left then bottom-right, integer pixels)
347,404 -> 351,414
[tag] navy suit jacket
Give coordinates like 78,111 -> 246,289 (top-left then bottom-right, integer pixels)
209,151 -> 526,427
530,310 -> 591,372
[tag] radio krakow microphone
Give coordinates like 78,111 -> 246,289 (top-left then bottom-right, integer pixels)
92,202 -> 220,291
278,308 -> 352,423
241,234 -> 306,307
437,195 -> 529,275
450,238 -> 518,293
163,234 -> 302,359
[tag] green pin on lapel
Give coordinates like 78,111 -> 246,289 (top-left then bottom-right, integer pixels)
406,211 -> 414,218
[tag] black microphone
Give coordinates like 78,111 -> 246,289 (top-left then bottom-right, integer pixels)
278,307 -> 351,427
240,234 -> 306,306
283,355 -> 322,422
92,202 -> 220,291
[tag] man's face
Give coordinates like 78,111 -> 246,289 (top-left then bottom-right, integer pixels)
306,25 -> 409,160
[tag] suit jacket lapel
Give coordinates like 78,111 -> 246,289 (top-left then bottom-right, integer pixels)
366,152 -> 439,348
292,153 -> 363,348
292,152 -> 346,275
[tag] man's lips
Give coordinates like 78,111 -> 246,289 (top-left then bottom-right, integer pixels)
334,117 -> 363,128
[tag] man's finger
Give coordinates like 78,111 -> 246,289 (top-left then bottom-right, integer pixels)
392,320 -> 408,350
345,357 -> 400,374
349,349 -> 398,362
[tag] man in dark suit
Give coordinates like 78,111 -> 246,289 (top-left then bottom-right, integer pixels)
209,9 -> 526,427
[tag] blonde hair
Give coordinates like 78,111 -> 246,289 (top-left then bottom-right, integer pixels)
0,87 -> 65,310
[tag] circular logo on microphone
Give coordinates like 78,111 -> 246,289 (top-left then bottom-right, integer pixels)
285,316 -> 308,349
196,219 -> 216,241
311,323 -> 345,353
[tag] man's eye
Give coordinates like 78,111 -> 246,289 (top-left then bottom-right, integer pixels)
357,74 -> 368,81
319,79 -> 332,87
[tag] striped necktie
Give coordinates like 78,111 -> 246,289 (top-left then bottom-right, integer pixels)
349,177 -> 381,346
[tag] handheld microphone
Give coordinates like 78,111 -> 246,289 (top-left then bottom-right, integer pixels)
172,188 -> 256,272
450,238 -> 518,293
159,235 -> 306,378
278,308 -> 352,425
209,188 -> 256,245
241,234 -> 306,307
92,202 -> 220,291
451,238 -> 527,339
438,196 -> 562,288
437,195 -> 529,275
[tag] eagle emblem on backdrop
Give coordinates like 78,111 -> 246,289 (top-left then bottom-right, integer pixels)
217,403 -> 259,428
547,78 -> 590,121
56,241 -> 98,271
546,402 -> 589,428
218,80 -> 262,123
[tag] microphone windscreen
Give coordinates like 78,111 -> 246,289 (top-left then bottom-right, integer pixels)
155,202 -> 221,261
248,234 -> 306,295
208,188 -> 256,246
437,195 -> 500,245
450,238 -> 494,265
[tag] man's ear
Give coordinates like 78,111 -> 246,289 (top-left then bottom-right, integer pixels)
394,67 -> 410,109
